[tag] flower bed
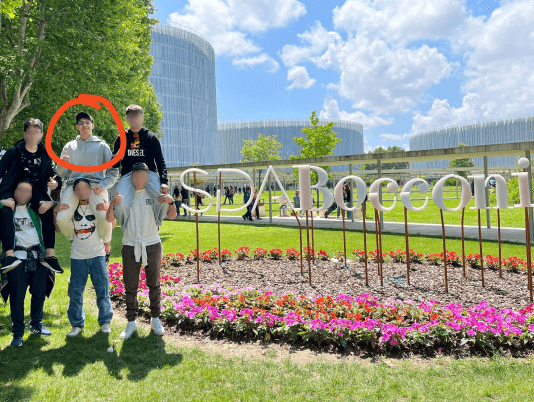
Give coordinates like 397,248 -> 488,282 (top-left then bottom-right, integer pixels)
108,254 -> 534,354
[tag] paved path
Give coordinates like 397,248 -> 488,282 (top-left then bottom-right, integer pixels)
175,213 -> 531,244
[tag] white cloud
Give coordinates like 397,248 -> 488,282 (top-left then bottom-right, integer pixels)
232,53 -> 280,73
279,21 -> 342,67
410,0 -> 534,134
168,0 -> 306,56
319,96 -> 394,129
378,133 -> 410,141
286,66 -> 316,89
363,136 -> 372,152
332,0 -> 480,51
316,35 -> 454,115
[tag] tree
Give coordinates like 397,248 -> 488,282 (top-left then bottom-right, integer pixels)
241,133 -> 283,187
189,162 -> 205,186
289,110 -> 341,206
0,0 -> 162,154
362,145 -> 409,171
448,143 -> 475,178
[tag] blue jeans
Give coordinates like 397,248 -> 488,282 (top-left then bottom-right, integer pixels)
68,256 -> 113,327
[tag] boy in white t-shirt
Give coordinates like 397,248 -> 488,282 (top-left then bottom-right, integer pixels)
54,178 -> 113,337
0,180 -> 54,347
106,162 -> 176,340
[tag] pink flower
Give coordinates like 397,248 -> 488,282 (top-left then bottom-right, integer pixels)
467,329 -> 476,337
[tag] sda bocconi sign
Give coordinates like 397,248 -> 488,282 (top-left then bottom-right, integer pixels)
179,158 -> 533,215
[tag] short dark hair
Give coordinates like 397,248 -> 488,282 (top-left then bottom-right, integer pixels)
132,162 -> 149,172
17,179 -> 34,188
73,177 -> 92,189
126,104 -> 144,116
24,118 -> 43,133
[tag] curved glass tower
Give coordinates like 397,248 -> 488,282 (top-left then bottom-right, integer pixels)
149,23 -> 218,167
409,117 -> 534,170
217,119 -> 364,171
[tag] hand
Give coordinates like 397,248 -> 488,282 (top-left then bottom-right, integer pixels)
96,203 -> 108,211
54,203 -> 69,214
1,198 -> 15,211
160,183 -> 169,194
110,190 -> 122,206
38,201 -> 54,214
61,150 -> 69,163
48,177 -> 58,190
93,186 -> 104,195
158,194 -> 173,204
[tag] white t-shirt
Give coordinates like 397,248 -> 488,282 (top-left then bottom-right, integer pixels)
71,204 -> 106,260
13,205 -> 40,260
123,189 -> 160,246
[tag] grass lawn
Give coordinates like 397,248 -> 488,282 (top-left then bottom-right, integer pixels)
198,187 -> 527,229
1,220 -> 534,401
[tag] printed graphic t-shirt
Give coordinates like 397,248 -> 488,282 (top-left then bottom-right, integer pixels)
71,204 -> 106,260
20,147 -> 42,183
13,205 -> 40,260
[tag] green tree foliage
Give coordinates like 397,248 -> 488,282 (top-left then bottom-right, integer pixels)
0,0 -> 162,154
448,143 -> 475,178
362,145 -> 408,170
241,133 -> 283,187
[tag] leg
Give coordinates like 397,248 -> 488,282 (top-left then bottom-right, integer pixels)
116,173 -> 135,208
28,264 -> 48,330
122,245 -> 141,322
8,262 -> 29,337
144,242 -> 163,318
56,185 -> 78,239
0,200 -> 15,255
88,256 -> 113,325
89,188 -> 112,244
67,259 -> 89,328
29,187 -> 56,255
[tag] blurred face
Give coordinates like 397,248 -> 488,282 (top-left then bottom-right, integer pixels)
24,126 -> 43,146
14,182 -> 32,205
76,118 -> 94,138
126,112 -> 144,130
132,170 -> 148,190
73,181 -> 92,202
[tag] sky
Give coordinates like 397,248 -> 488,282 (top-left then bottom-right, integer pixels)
150,0 -> 534,152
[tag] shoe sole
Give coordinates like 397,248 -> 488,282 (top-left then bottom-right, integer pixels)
67,331 -> 83,337
40,261 -> 64,273
1,260 -> 22,273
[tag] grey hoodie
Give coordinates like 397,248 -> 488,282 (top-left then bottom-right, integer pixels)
56,135 -> 119,190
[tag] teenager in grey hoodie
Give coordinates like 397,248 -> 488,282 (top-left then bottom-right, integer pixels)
55,112 -> 119,255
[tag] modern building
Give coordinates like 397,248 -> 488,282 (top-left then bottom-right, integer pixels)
409,117 -> 534,170
217,119 -> 364,171
148,22 -> 218,167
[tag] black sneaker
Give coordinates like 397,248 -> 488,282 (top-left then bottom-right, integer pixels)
106,249 -> 112,265
41,256 -> 64,274
30,325 -> 52,336
1,256 -> 21,273
10,336 -> 23,347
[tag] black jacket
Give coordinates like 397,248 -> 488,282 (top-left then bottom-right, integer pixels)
0,139 -> 62,200
112,127 -> 168,184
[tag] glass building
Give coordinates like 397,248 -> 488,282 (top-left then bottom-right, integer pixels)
409,117 -> 534,170
217,119 -> 364,171
149,23 -> 218,167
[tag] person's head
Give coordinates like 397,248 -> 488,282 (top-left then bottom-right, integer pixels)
23,118 -> 44,146
125,104 -> 144,130
296,190 -> 300,195
14,179 -> 33,205
174,187 -> 180,197
76,112 -> 94,139
73,178 -> 93,203
246,188 -> 251,193
131,162 -> 149,190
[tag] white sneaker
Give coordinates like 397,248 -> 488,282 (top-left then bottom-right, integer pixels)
67,327 -> 83,337
101,323 -> 111,333
151,317 -> 164,336
119,321 -> 137,340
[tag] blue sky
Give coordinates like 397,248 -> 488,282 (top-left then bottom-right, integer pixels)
150,0 -> 533,152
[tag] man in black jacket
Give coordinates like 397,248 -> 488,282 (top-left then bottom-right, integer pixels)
0,118 -> 63,273
179,186 -> 189,217
111,105 -> 169,221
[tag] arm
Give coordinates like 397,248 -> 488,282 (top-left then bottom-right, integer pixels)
98,143 -> 120,190
157,193 -> 176,220
55,145 -> 71,178
111,135 -> 121,169
107,191 -> 122,223
152,135 -> 168,185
